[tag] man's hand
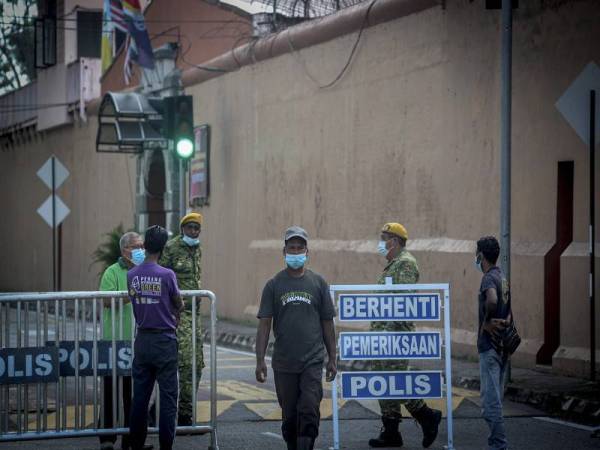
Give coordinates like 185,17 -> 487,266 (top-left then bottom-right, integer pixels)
325,359 -> 337,382
482,318 -> 508,337
255,359 -> 268,383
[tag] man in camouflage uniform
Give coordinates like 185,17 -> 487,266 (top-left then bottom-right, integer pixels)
368,223 -> 442,448
159,212 -> 204,426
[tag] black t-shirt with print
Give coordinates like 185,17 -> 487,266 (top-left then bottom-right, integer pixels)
258,269 -> 335,373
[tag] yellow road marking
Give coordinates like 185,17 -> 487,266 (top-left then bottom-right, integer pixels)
244,402 -> 282,420
216,380 -> 277,401
25,405 -> 97,430
194,400 -> 236,423
15,379 -> 477,428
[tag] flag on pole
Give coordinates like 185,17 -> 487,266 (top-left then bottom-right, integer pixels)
100,0 -> 113,72
110,0 -> 128,33
122,0 -> 155,70
101,0 -> 128,73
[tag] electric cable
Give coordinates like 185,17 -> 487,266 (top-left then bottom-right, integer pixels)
285,0 -> 376,89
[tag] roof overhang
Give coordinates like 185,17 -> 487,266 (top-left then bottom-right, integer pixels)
96,92 -> 165,154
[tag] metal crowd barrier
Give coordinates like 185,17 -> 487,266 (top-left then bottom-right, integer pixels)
0,290 -> 219,450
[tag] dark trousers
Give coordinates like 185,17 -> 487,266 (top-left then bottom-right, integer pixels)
130,333 -> 179,450
99,376 -> 132,446
274,364 -> 323,445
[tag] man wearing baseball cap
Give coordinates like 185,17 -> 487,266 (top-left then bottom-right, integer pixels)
369,223 -> 442,448
255,226 -> 337,450
159,212 -> 204,426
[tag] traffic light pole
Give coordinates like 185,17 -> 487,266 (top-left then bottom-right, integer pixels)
179,158 -> 187,219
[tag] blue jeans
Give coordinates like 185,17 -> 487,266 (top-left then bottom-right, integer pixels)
479,348 -> 508,450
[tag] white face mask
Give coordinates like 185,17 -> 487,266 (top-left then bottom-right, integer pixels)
377,240 -> 388,256
474,254 -> 483,273
182,235 -> 200,246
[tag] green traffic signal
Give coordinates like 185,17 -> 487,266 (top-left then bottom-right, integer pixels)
176,137 -> 194,159
163,95 -> 195,160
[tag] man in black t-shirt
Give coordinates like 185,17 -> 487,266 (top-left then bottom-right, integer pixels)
475,236 -> 510,450
255,226 -> 337,450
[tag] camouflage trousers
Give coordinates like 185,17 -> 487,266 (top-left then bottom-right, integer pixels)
370,320 -> 425,419
369,359 -> 425,419
177,309 -> 205,418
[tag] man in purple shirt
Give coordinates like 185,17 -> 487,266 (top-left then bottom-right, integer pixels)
128,226 -> 184,450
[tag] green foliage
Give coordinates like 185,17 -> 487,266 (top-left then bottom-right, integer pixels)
91,224 -> 130,276
0,0 -> 37,95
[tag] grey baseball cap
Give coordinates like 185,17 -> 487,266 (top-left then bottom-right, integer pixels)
284,226 -> 308,243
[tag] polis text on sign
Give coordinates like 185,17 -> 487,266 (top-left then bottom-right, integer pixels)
341,371 -> 442,400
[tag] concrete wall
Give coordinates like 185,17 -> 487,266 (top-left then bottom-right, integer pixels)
0,120 -> 136,292
183,0 -> 600,372
1,0 -> 599,375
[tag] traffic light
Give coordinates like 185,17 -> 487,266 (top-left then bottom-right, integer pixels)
164,95 -> 194,160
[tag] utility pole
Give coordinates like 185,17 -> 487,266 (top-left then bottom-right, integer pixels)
500,0 -> 512,284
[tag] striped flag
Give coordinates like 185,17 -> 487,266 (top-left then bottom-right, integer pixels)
110,0 -> 128,33
100,0 -> 113,72
122,0 -> 155,70
101,0 -> 128,73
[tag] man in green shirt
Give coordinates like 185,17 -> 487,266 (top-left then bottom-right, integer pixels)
159,212 -> 204,426
98,231 -> 151,450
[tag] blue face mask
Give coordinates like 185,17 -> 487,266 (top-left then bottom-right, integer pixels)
131,248 -> 145,266
182,235 -> 200,246
285,253 -> 307,270
377,240 -> 388,256
474,255 -> 483,273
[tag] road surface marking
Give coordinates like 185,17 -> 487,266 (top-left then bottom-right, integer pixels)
533,416 -> 597,431
262,431 -> 283,439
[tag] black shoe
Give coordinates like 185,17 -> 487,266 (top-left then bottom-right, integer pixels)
412,406 -> 442,448
368,417 -> 403,447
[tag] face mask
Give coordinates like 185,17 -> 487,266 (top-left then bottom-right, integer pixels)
377,240 -> 388,256
131,248 -> 146,266
182,235 -> 200,246
285,253 -> 307,270
474,255 -> 483,273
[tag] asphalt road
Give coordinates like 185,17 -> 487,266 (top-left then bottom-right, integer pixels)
2,345 -> 599,450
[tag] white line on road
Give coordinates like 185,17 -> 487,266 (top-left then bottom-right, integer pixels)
533,416 -> 596,432
262,431 -> 283,440
205,344 -> 272,360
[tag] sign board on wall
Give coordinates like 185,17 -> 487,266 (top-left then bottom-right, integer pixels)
189,124 -> 211,207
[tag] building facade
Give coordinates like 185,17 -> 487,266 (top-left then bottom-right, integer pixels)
0,0 -> 598,376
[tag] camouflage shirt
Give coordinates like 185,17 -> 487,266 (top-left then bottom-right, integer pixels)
159,235 -> 202,290
371,249 -> 420,332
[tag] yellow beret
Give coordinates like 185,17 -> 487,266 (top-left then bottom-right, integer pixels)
180,212 -> 203,227
381,222 -> 408,240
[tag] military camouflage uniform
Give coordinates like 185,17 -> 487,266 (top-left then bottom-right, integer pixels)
160,235 -> 205,420
370,248 -> 425,419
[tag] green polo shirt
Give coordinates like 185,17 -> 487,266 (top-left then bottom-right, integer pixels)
99,258 -> 134,340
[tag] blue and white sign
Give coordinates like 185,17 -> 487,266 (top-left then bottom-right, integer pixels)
0,347 -> 59,385
338,293 -> 440,321
339,331 -> 441,360
341,371 -> 442,400
47,341 -> 132,377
